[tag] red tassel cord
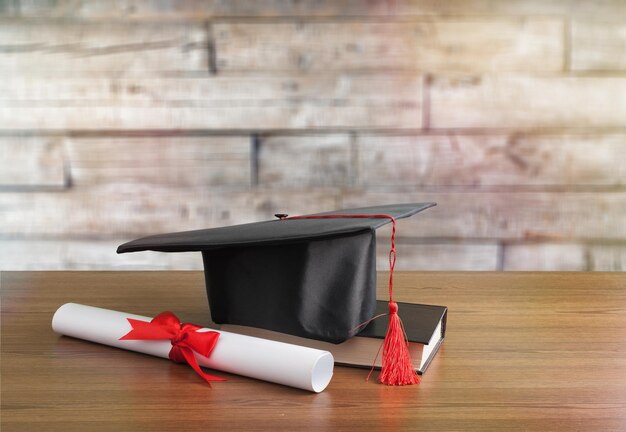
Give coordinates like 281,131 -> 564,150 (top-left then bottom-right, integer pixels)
379,227 -> 419,385
285,213 -> 419,386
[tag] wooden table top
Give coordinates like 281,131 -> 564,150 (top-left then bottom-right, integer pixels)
2,271 -> 625,431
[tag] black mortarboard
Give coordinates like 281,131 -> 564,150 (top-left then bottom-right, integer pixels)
117,203 -> 435,345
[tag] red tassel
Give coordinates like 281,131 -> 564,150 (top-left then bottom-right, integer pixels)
379,302 -> 420,385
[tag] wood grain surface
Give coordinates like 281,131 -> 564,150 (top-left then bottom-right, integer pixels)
214,19 -> 563,73
2,271 -> 625,431
0,75 -> 422,130
3,0 -> 626,273
6,0 -> 626,20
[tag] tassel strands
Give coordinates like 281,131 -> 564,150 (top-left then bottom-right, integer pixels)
379,302 -> 420,385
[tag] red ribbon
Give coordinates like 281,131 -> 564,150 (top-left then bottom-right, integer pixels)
120,311 -> 225,385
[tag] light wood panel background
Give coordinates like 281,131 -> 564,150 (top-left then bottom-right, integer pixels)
1,0 -> 625,271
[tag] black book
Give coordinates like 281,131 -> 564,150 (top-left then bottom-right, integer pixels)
222,301 -> 447,375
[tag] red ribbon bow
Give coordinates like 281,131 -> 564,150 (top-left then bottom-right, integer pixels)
120,311 -> 225,385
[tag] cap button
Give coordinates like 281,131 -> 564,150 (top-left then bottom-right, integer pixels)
274,214 -> 289,220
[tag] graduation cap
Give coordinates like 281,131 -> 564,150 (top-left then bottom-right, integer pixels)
118,202 -> 436,385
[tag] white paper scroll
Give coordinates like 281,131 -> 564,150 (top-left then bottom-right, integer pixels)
52,303 -> 334,392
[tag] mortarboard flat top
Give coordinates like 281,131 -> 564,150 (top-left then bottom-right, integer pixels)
118,203 -> 435,344
117,203 -> 435,252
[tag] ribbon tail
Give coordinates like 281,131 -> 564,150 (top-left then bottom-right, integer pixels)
180,347 -> 227,384
120,318 -> 175,341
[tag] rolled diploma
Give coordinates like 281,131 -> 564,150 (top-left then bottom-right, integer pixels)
52,303 -> 334,393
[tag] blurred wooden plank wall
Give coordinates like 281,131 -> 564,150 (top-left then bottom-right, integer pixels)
1,0 -> 625,271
